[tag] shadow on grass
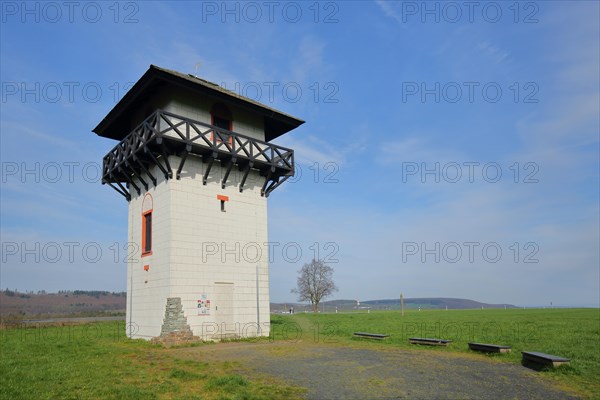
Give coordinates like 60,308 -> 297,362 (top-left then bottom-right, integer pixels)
521,359 -> 577,374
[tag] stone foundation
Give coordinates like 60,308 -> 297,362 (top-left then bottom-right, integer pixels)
151,297 -> 199,346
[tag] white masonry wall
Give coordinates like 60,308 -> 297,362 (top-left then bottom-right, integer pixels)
169,155 -> 270,340
126,94 -> 272,340
127,87 -> 266,141
126,167 -> 172,339
161,88 -> 266,141
126,155 -> 271,340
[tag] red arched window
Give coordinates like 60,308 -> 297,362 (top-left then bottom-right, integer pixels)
141,193 -> 153,257
210,103 -> 233,145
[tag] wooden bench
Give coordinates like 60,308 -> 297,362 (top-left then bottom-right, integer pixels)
522,351 -> 570,367
409,337 -> 452,346
468,342 -> 512,353
353,332 -> 389,340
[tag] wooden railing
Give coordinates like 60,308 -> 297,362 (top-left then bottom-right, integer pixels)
102,110 -> 295,200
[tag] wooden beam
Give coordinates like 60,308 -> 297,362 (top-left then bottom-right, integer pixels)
119,167 -> 141,195
261,168 -> 273,197
160,143 -> 173,179
144,146 -> 169,180
126,161 -> 148,191
239,163 -> 253,193
176,148 -> 190,180
221,158 -> 235,189
203,157 -> 215,185
106,182 -> 130,200
264,175 -> 290,197
134,156 -> 157,186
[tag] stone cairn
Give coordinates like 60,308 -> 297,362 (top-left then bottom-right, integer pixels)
151,297 -> 199,346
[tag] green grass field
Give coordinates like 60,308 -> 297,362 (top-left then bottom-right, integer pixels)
1,308 -> 598,399
0,320 -> 304,400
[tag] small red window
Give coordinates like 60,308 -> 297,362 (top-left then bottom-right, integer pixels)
217,195 -> 229,212
210,103 -> 233,145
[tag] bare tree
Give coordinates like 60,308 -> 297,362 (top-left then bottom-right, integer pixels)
291,259 -> 338,312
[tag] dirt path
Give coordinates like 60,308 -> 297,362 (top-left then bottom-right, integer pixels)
173,342 -> 580,400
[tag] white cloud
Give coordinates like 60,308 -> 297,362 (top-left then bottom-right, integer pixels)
291,36 -> 327,83
379,136 -> 463,164
1,121 -> 79,152
374,0 -> 405,25
477,41 -> 510,64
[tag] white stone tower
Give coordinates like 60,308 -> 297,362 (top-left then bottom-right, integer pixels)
93,66 -> 303,341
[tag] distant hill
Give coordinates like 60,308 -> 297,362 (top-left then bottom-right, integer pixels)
271,297 -> 517,312
362,298 -> 516,309
0,290 -> 126,320
1,290 -> 517,320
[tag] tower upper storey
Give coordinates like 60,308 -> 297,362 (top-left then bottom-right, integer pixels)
93,65 -> 304,142
93,66 -> 304,200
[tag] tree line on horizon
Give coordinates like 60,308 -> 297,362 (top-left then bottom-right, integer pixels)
3,289 -> 126,297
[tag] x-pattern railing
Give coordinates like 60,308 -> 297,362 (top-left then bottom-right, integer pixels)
102,109 -> 295,199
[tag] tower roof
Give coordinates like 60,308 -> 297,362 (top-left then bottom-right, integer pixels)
93,65 -> 305,142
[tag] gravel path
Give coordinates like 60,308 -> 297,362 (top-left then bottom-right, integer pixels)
175,342 -> 580,400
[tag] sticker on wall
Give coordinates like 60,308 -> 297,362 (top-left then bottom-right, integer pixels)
197,293 -> 211,315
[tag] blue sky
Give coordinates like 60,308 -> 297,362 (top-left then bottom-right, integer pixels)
1,1 -> 598,307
